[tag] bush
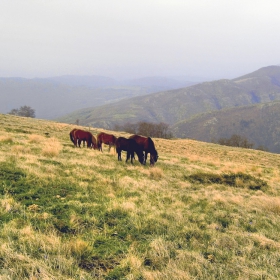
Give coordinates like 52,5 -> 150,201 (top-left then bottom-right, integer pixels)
114,121 -> 173,138
8,106 -> 35,118
216,134 -> 254,149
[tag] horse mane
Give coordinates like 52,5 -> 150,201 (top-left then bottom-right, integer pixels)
147,137 -> 156,152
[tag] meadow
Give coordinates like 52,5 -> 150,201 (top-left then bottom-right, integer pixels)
1,113 -> 280,279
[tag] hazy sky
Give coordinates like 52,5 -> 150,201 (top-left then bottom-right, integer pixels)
1,0 -> 280,80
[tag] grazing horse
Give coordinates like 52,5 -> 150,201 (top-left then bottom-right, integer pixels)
97,132 -> 117,152
115,137 -> 144,164
70,128 -> 87,147
129,134 -> 158,166
70,129 -> 94,148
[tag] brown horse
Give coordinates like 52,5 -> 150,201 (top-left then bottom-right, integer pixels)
129,134 -> 158,166
115,137 -> 144,164
70,129 -> 95,148
97,132 -> 117,152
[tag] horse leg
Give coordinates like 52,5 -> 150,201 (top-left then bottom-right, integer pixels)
78,139 -> 82,148
126,151 -> 130,163
144,152 -> 148,164
131,151 -> 135,164
87,139 -> 91,148
117,149 -> 122,161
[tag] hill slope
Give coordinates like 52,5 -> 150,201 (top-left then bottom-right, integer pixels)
57,65 -> 280,130
0,76 -> 195,119
1,114 -> 280,279
172,101 -> 280,153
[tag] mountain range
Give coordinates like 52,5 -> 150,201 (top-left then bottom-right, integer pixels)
56,65 -> 280,153
0,76 -> 195,119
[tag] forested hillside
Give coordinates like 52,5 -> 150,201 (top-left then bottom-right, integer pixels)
57,66 -> 280,130
172,101 -> 280,153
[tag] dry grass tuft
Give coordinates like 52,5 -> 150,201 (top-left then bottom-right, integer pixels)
250,196 -> 280,214
11,145 -> 31,154
0,135 -> 13,143
42,137 -> 62,157
149,167 -> 164,180
28,134 -> 45,144
1,197 -> 21,213
68,238 -> 90,257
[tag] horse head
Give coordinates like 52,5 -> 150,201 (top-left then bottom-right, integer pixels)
150,150 -> 158,166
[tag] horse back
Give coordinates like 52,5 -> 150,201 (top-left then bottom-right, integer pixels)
97,132 -> 116,144
129,134 -> 149,150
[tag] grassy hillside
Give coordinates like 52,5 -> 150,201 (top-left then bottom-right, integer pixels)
172,101 -> 280,153
1,114 -> 280,279
57,65 -> 280,131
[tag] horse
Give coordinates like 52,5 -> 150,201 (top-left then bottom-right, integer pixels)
97,132 -> 117,152
70,129 -> 96,149
129,134 -> 158,166
70,128 -> 87,147
115,137 -> 144,164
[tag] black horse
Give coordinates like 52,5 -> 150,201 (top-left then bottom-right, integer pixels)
129,134 -> 158,166
115,137 -> 144,164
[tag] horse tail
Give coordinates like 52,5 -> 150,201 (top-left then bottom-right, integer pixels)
70,132 -> 74,143
70,129 -> 76,144
96,133 -> 102,151
92,135 -> 97,149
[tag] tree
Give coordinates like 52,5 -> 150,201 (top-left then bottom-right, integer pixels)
8,105 -> 35,118
216,134 -> 254,149
114,121 -> 173,139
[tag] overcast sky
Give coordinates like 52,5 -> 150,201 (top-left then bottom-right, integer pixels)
1,0 -> 280,80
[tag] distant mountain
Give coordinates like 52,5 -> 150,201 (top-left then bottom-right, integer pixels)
57,65 -> 280,131
171,101 -> 280,153
41,75 -> 117,88
0,75 -> 195,119
45,75 -> 195,90
122,76 -> 195,91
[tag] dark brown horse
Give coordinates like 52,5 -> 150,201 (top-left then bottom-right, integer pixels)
97,132 -> 117,152
129,134 -> 158,166
70,129 -> 95,148
115,137 -> 144,164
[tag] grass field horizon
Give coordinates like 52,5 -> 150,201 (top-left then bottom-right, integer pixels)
1,113 -> 280,279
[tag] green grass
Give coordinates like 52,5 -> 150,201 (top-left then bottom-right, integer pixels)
1,114 -> 280,279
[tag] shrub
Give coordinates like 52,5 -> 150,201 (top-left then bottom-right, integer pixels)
216,134 -> 254,149
8,105 -> 35,118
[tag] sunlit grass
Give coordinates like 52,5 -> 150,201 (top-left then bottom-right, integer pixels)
1,113 -> 280,279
